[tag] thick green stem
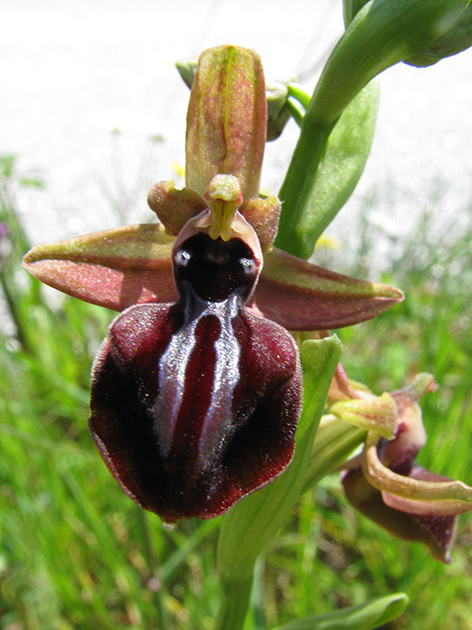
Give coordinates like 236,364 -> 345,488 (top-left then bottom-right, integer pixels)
215,576 -> 254,630
303,419 -> 367,493
275,122 -> 334,256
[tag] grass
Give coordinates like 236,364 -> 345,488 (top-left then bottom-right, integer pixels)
1,156 -> 472,629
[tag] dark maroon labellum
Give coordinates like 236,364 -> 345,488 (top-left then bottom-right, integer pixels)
89,232 -> 302,523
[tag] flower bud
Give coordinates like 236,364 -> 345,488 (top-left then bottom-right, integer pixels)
405,6 -> 472,67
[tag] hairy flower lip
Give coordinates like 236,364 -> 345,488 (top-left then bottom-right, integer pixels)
89,291 -> 303,523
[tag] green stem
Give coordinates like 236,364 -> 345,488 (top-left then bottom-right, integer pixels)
302,419 -> 367,493
215,337 -> 342,629
285,97 -> 305,128
215,576 -> 254,630
276,0 -> 470,258
275,121 -> 334,257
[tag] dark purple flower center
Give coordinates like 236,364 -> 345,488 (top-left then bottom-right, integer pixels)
173,233 -> 259,303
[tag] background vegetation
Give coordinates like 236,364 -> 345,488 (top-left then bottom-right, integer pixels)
1,154 -> 471,629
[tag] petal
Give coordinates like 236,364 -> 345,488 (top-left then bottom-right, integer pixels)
342,468 -> 458,563
362,433 -> 472,516
89,301 -> 302,524
331,392 -> 398,439
147,181 -> 206,236
255,247 -> 404,330
22,224 -> 177,311
383,374 -> 436,470
185,45 -> 267,202
239,195 -> 281,250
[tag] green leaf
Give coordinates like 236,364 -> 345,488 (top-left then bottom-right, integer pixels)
215,336 -> 342,630
271,593 -> 409,630
276,80 -> 379,257
276,0 -> 470,258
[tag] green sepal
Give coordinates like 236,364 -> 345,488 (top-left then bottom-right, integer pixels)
330,391 -> 397,438
270,593 -> 409,630
176,60 -> 293,143
185,45 -> 267,202
257,246 -> 403,331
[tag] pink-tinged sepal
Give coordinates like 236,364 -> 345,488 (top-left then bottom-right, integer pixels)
89,231 -> 302,524
342,467 -> 459,563
255,247 -> 404,330
22,224 -> 177,311
341,374 -> 472,562
185,45 -> 267,202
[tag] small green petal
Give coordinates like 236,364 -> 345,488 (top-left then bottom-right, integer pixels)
331,392 -> 397,438
240,195 -> 281,250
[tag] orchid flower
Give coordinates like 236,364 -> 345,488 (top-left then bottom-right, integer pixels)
23,45 -> 403,525
330,372 -> 472,562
